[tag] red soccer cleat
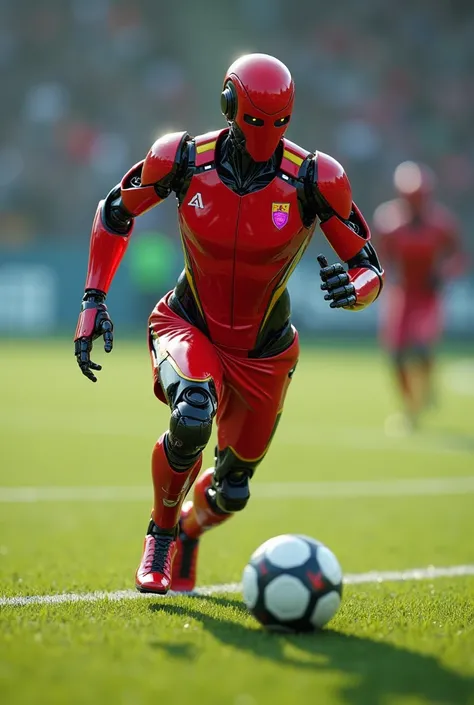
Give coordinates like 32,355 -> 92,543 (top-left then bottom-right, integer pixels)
135,520 -> 177,594
171,468 -> 234,592
171,503 -> 200,593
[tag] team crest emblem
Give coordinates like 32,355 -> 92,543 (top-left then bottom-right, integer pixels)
272,203 -> 290,229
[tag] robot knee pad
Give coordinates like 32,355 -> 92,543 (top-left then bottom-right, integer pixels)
167,386 -> 216,468
211,447 -> 257,513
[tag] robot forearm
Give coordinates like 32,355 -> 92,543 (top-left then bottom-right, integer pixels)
319,203 -> 371,261
345,242 -> 384,310
346,265 -> 383,310
81,132 -> 189,295
83,195 -> 133,294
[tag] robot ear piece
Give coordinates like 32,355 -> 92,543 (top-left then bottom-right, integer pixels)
220,82 -> 237,121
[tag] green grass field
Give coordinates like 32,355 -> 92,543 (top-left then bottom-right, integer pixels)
1,340 -> 473,705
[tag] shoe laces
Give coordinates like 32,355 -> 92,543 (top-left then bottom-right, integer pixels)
150,533 -> 174,573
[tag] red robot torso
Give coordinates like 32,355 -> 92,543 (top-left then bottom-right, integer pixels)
178,129 -> 314,350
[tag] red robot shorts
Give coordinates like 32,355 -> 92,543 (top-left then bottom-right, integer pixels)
148,294 -> 299,462
380,286 -> 443,352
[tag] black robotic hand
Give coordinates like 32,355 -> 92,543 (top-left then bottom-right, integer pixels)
74,289 -> 114,382
317,254 -> 357,309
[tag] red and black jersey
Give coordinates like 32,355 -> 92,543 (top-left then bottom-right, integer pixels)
78,127 -> 383,354
174,129 -> 314,352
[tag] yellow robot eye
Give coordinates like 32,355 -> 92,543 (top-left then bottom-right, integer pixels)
244,114 -> 264,126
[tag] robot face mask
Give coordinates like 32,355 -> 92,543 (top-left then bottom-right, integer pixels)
221,54 -> 295,162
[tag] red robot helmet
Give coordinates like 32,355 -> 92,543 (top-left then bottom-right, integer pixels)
393,161 -> 436,209
221,53 -> 295,162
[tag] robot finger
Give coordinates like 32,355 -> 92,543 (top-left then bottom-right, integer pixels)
319,263 -> 345,282
330,294 -> 357,308
101,320 -> 114,353
321,272 -> 350,291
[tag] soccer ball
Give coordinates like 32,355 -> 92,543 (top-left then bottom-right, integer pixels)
242,534 -> 343,632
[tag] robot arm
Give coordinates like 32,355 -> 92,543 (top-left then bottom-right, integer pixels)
82,131 -> 189,294
310,152 -> 384,310
74,131 -> 189,382
344,241 -> 384,309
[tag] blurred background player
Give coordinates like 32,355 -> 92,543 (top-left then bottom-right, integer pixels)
373,161 -> 466,432
73,53 -> 383,594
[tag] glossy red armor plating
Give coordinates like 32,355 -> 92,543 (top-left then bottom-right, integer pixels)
179,468 -> 231,541
142,131 -> 187,185
75,53 -> 385,599
84,202 -> 131,292
121,167 -> 161,217
178,134 -> 312,349
319,214 -> 369,262
347,267 -> 383,309
151,435 -> 203,529
78,54 -> 384,348
316,152 -> 352,219
224,54 -> 295,162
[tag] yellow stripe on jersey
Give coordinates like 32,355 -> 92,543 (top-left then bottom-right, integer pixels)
228,444 -> 271,464
261,235 -> 311,329
196,140 -> 217,154
181,239 -> 206,320
228,412 -> 283,463
283,149 -> 304,167
165,353 -> 212,384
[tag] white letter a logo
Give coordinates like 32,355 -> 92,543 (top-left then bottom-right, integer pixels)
188,192 -> 204,209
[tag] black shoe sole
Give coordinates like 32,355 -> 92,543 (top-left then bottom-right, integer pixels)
135,584 -> 169,595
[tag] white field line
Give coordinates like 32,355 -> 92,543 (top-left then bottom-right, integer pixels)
1,564 -> 474,608
1,476 -> 474,503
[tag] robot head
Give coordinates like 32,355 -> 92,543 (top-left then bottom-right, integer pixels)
221,53 -> 294,162
393,161 -> 436,212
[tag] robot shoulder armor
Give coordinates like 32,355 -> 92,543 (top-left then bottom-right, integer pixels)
141,131 -> 189,185
280,137 -> 310,177
314,151 -> 352,219
194,128 -> 227,166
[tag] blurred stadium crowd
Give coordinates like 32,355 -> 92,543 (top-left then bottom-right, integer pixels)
1,0 -> 473,250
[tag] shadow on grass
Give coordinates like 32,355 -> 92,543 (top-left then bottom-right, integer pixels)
149,595 -> 474,705
148,640 -> 198,660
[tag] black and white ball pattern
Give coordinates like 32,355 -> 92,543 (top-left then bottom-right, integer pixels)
242,534 -> 343,632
